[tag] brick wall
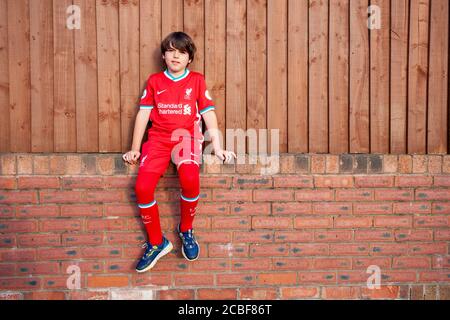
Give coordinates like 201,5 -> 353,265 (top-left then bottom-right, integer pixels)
0,153 -> 449,300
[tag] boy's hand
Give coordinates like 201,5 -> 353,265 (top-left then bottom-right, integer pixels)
214,148 -> 237,164
122,150 -> 141,165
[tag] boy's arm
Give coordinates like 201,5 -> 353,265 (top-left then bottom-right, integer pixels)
201,110 -> 222,153
131,109 -> 151,151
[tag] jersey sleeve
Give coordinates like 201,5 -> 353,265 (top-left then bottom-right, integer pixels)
139,76 -> 154,111
197,75 -> 215,115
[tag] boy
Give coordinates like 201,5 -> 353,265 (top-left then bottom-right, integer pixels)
123,32 -> 236,273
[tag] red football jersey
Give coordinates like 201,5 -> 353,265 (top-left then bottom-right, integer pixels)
139,69 -> 215,140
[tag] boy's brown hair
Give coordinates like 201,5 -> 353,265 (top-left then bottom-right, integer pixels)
161,32 -> 197,67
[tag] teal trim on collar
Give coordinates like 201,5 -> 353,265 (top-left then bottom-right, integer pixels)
164,68 -> 190,82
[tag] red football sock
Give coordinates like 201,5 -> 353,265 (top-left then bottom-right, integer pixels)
178,162 -> 200,232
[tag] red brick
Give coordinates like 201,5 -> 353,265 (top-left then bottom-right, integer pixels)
230,202 -> 270,215
354,230 -> 394,241
435,229 -> 450,240
105,204 -> 136,216
314,230 -> 353,242
207,244 -> 248,258
330,244 -> 369,256
87,276 -> 129,288
295,189 -> 334,201
103,176 -> 136,188
322,286 -> 360,299
68,290 -> 109,300
336,189 -> 374,201
0,191 -> 38,204
240,288 -> 278,300
233,176 -> 273,188
0,234 -> 16,247
233,231 -> 273,243
394,229 -> 433,241
281,286 -> 319,298
272,202 -> 312,214
86,218 -> 127,231
273,176 -> 312,188
374,216 -> 412,228
61,205 -> 103,217
17,177 -> 60,189
62,177 -> 103,189
433,175 -> 450,187
295,217 -> 333,229
159,289 -> 195,300
216,273 -> 256,286
191,259 -> 230,272
197,288 -> 237,300
62,233 -> 104,246
433,202 -> 450,214
393,257 -> 431,269
17,234 -> 61,247
24,291 -> 66,300
16,205 -> 59,218
40,190 -> 83,203
334,217 -> 373,228
352,257 -> 391,269
39,219 -> 82,232
252,216 -> 292,229
418,271 -> 450,282
81,247 -> 122,259
211,217 -> 251,230
62,261 -> 104,273
313,202 -> 352,214
0,205 -> 14,218
416,189 -> 450,201
354,202 -> 392,215
274,231 -> 314,242
132,273 -> 172,287
175,273 -> 214,286
38,247 -> 81,260
394,202 -> 431,214
0,249 -> 36,262
290,244 -> 329,256
314,176 -> 353,188
360,286 -> 401,299
213,189 -> 252,201
196,231 -> 232,243
370,243 -> 409,255
408,243 -> 447,255
375,189 -> 414,201
0,220 -> 38,233
84,190 -> 127,203
298,272 -> 336,284
414,215 -> 449,228
395,176 -> 432,187
0,292 -> 23,300
313,258 -> 351,270
257,272 -> 297,285
354,176 -> 394,188
199,202 -> 230,215
250,244 -> 289,257
0,278 -> 41,290
231,258 -> 272,271
254,189 -> 294,201
272,258 -> 312,270
0,177 -> 16,189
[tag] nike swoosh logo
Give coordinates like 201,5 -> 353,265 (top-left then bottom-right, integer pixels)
157,89 -> 167,95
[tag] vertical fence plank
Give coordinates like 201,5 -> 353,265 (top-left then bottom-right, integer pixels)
288,0 -> 308,153
184,0 -> 204,74
349,0 -> 370,153
8,0 -> 31,152
408,0 -> 429,154
268,0 -> 287,153
370,0 -> 390,153
54,0 -> 76,152
97,0 -> 121,152
140,0 -> 162,85
329,0 -> 349,154
205,0 -> 226,153
75,0 -> 98,152
226,0 -> 246,154
309,0 -> 328,153
162,0 -> 183,37
427,0 -> 448,154
0,0 -> 10,152
30,0 -> 54,152
120,0 -> 140,152
247,0 -> 266,154
390,0 -> 409,154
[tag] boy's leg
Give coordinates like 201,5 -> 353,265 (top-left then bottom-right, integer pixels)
135,171 -> 164,246
177,162 -> 200,232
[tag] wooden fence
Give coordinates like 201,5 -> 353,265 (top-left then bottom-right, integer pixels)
0,0 -> 448,154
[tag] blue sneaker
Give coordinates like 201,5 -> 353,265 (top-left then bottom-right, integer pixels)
177,223 -> 199,261
135,236 -> 173,273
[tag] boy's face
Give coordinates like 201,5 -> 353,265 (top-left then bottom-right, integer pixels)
163,43 -> 192,74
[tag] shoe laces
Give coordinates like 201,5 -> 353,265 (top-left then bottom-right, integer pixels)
142,242 -> 160,257
180,229 -> 196,249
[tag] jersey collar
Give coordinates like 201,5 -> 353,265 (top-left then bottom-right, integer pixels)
164,68 -> 190,82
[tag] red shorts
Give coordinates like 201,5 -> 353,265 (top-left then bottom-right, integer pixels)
138,131 -> 203,176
